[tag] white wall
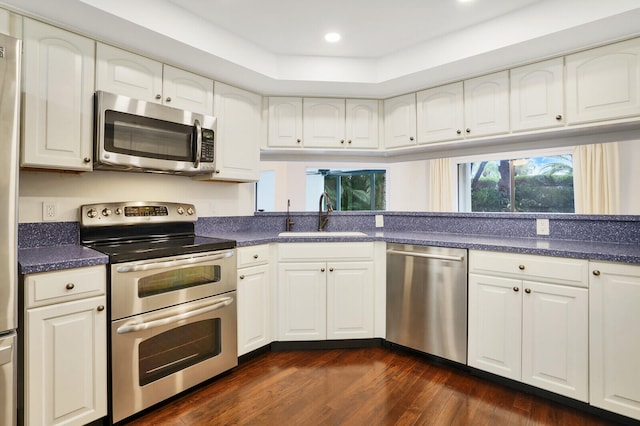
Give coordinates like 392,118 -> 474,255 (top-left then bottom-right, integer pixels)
18,170 -> 256,223
618,140 -> 640,215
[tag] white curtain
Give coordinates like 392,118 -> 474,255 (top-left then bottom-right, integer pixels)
573,143 -> 620,214
428,158 -> 454,212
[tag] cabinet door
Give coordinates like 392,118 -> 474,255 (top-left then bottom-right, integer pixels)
22,18 -> 95,171
25,296 -> 107,426
468,273 -> 521,380
303,98 -> 346,148
589,262 -> 640,421
566,38 -> 640,124
95,43 -> 163,103
268,97 -> 303,148
162,65 -> 214,115
345,99 -> 379,149
510,58 -> 565,131
464,70 -> 510,137
0,7 -> 21,37
521,281 -> 588,402
326,261 -> 374,339
384,93 -> 416,148
237,264 -> 271,356
209,82 -> 262,182
277,262 -> 326,341
416,82 -> 464,143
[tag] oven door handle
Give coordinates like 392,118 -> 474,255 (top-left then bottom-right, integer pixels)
115,250 -> 234,273
116,296 -> 234,334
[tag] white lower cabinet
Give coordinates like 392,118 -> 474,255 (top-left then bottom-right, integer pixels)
589,262 -> 640,421
277,243 -> 375,341
23,265 -> 107,426
237,245 -> 272,356
468,251 -> 589,402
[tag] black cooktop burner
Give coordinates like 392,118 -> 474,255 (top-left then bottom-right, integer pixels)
85,235 -> 236,263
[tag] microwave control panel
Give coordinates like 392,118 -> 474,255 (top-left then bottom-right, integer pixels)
201,128 -> 215,163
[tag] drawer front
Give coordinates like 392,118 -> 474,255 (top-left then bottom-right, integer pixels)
278,242 -> 374,261
469,250 -> 588,287
237,244 -> 271,268
25,265 -> 106,308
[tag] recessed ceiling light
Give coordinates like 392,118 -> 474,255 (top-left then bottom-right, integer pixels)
324,32 -> 341,43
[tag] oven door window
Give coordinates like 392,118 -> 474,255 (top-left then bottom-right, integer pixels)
138,265 -> 221,298
138,319 -> 221,386
104,110 -> 195,161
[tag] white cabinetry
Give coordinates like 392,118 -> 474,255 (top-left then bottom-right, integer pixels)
468,251 -> 589,402
510,58 -> 565,131
384,93 -> 416,148
96,43 -> 214,115
463,71 -> 510,137
277,243 -> 375,341
196,82 -> 261,182
0,7 -> 21,37
237,245 -> 272,356
21,18 -> 95,171
268,97 -> 303,148
345,99 -> 379,149
416,82 -> 464,144
23,266 -> 107,426
566,38 -> 640,124
589,262 -> 640,421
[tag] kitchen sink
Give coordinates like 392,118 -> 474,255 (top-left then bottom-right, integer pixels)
278,231 -> 368,237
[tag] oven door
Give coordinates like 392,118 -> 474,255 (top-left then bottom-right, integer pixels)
111,292 -> 237,423
111,249 -> 236,321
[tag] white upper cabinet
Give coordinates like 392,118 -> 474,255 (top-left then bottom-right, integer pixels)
0,7 -> 22,37
303,98 -> 346,148
566,38 -> 640,124
96,43 -> 213,115
464,71 -> 510,137
384,93 -> 417,149
268,97 -> 303,148
22,18 -> 95,171
198,82 -> 261,182
96,43 -> 162,103
510,58 -> 565,131
345,99 -> 379,149
416,81 -> 464,144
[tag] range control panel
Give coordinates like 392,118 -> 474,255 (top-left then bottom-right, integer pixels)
80,202 -> 196,227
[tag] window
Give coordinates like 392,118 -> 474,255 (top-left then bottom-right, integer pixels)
307,169 -> 386,211
458,154 -> 574,213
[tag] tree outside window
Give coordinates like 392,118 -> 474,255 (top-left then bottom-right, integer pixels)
312,169 -> 386,211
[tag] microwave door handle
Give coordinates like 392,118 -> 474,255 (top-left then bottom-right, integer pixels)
193,118 -> 202,168
116,296 -> 234,334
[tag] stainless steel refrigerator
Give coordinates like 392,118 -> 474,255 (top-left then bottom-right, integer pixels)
0,32 -> 20,426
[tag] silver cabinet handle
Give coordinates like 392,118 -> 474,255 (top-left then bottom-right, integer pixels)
116,297 -> 233,334
386,249 -> 464,262
116,250 -> 234,273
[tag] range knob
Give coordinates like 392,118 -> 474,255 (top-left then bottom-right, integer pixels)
115,208 -> 122,215
177,206 -> 185,215
102,208 -> 112,217
87,208 -> 98,218
187,207 -> 195,215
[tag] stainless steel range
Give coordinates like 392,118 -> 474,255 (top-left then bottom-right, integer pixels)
80,202 -> 237,424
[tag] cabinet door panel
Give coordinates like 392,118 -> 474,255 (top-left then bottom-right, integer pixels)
237,264 -> 271,356
327,262 -> 374,339
22,19 -> 95,171
277,263 -> 326,341
346,99 -> 379,149
268,97 -> 303,148
384,93 -> 416,148
303,98 -> 345,148
417,82 -> 464,143
521,281 -> 588,401
468,273 -> 521,380
162,65 -> 213,115
464,71 -> 510,137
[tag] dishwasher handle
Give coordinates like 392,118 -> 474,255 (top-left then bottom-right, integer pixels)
386,248 -> 464,262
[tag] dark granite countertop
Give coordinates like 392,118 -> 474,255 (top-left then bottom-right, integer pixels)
19,245 -> 109,274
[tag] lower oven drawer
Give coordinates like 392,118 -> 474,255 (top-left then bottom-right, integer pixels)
110,292 -> 237,423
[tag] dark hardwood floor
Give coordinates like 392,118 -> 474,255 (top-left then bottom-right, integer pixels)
123,347 -> 627,425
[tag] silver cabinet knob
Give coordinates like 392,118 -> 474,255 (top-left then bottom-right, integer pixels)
253,254 -> 259,259
83,157 -> 91,163
348,140 -> 352,144
525,288 -> 532,294
518,265 -> 525,270
329,268 -> 334,272
513,287 -> 519,292
215,169 -> 221,174
166,97 -> 172,102
296,139 -> 301,144
340,139 -> 345,144
321,268 -> 325,272
155,94 -> 162,100
466,128 -> 471,133
456,129 -> 462,135
97,305 -> 105,312
409,136 -> 414,141
593,270 -> 601,276
66,283 -> 75,290
555,114 -> 563,121
239,275 -> 245,280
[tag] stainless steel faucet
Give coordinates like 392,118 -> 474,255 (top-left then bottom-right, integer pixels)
318,192 -> 333,231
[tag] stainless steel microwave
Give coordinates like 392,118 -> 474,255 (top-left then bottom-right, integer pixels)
94,91 -> 216,175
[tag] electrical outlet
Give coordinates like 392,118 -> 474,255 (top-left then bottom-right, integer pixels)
536,218 -> 550,236
375,214 -> 384,228
42,202 -> 58,222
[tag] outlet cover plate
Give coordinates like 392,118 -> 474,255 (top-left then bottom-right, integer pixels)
536,218 -> 550,236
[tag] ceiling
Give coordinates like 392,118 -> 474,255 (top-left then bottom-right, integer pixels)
3,0 -> 640,97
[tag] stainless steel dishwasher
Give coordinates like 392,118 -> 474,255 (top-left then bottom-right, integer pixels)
386,243 -> 468,364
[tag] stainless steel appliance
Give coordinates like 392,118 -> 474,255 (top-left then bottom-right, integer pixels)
94,91 -> 217,175
0,33 -> 20,426
80,202 -> 237,424
386,244 -> 468,364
